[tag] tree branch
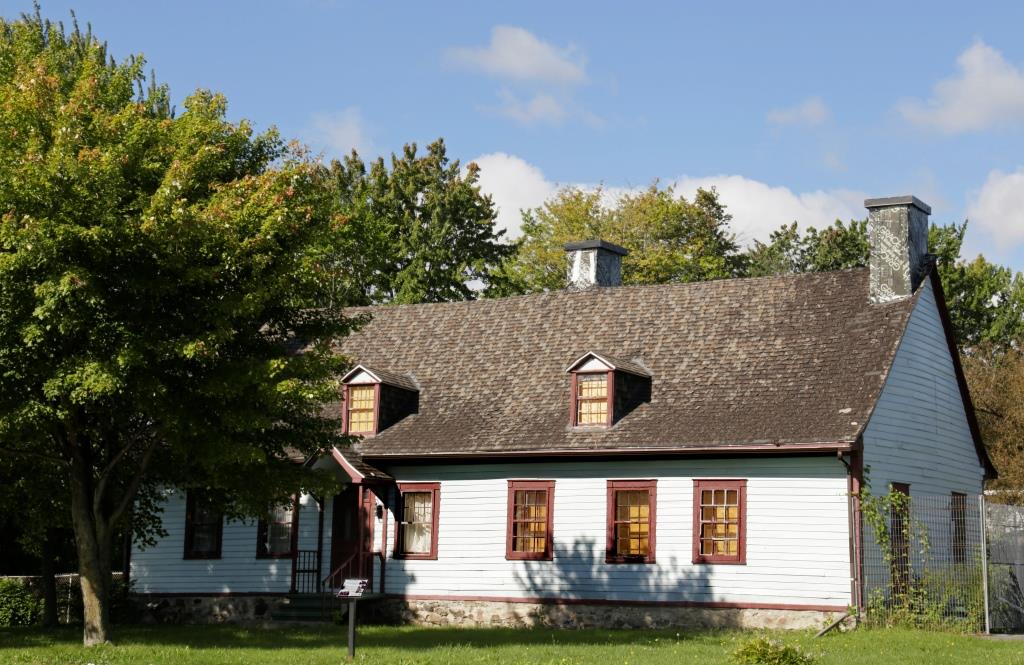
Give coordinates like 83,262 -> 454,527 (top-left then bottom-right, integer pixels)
94,435 -> 147,511
0,446 -> 69,467
107,440 -> 159,531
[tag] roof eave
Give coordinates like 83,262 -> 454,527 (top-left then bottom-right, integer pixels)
363,440 -> 855,462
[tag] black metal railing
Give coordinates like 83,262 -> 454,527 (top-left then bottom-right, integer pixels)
293,549 -> 321,594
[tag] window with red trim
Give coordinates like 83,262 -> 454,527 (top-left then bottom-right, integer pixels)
606,480 -> 656,563
572,371 -> 612,427
506,480 -> 554,560
692,479 -> 746,564
395,482 -> 439,560
345,384 -> 378,435
256,500 -> 298,558
183,491 -> 223,560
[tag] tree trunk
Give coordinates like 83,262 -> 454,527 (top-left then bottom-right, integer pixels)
39,530 -> 59,628
69,459 -> 112,646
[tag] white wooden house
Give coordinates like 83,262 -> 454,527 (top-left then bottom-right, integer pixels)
130,195 -> 994,628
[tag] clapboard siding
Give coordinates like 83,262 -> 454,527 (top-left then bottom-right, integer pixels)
862,278 -> 985,496
381,456 -> 852,607
131,490 -> 323,594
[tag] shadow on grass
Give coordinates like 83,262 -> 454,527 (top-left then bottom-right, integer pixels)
0,624 -> 732,651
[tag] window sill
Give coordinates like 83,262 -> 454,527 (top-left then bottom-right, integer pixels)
605,556 -> 655,565
692,557 -> 746,565
393,553 -> 437,561
506,553 -> 553,562
256,553 -> 296,560
183,554 -> 222,560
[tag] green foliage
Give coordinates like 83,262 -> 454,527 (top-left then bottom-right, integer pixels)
492,184 -> 742,295
930,223 -> 1024,350
0,8 -> 352,641
323,140 -> 513,305
745,220 -> 869,277
731,636 -> 815,665
0,579 -> 42,627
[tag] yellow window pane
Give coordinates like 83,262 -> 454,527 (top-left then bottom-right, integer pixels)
701,490 -> 712,505
349,409 -> 374,432
726,490 -> 738,505
727,540 -> 738,554
727,506 -> 739,520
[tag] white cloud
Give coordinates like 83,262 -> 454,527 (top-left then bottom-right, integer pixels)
471,153 -> 866,244
897,41 -> 1024,133
493,90 -> 568,125
766,97 -> 829,127
471,152 -> 557,237
966,167 -> 1024,249
669,175 -> 865,245
444,26 -> 586,84
308,107 -> 373,158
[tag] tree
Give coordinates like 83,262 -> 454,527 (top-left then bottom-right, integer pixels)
745,220 -> 869,277
964,348 -> 1024,501
321,140 -> 513,305
0,12 -> 351,644
929,223 -> 1024,350
493,184 -> 743,294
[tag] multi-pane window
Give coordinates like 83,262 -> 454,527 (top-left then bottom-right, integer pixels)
397,483 -> 439,559
693,480 -> 746,564
347,385 -> 376,434
575,373 -> 609,426
606,480 -> 656,563
183,491 -> 222,559
506,481 -> 554,560
257,502 -> 296,558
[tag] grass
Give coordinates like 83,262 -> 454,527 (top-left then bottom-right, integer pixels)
0,624 -> 1022,665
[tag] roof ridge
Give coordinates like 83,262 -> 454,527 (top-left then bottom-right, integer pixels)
344,266 -> 871,313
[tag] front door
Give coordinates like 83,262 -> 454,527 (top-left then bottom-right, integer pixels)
330,484 -> 374,585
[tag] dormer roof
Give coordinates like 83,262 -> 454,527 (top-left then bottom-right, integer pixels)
340,364 -> 419,392
566,351 -> 651,378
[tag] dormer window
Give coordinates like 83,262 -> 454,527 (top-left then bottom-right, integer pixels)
576,372 -> 610,426
347,385 -> 377,434
567,352 -> 651,428
341,365 -> 419,436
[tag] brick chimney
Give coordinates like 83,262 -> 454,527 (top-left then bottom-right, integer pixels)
865,196 -> 931,303
565,239 -> 628,289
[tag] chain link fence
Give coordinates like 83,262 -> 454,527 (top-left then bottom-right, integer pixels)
0,572 -> 126,625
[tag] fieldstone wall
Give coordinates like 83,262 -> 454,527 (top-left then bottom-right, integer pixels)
368,598 -> 833,630
132,595 -> 288,624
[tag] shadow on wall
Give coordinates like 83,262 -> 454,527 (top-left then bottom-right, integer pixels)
509,537 -> 730,629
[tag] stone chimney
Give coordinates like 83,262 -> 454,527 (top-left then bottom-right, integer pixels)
565,239 -> 628,289
865,196 -> 931,303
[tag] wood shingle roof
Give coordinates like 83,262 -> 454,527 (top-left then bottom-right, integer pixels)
335,267 -> 917,459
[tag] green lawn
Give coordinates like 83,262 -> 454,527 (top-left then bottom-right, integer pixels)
0,624 -> 1021,665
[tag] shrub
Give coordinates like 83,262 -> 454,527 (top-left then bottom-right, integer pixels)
0,579 -> 43,627
731,636 -> 815,665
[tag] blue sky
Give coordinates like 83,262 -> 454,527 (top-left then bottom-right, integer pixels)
16,1 -> 1024,270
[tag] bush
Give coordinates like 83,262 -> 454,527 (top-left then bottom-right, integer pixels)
0,579 -> 43,627
731,636 -> 815,665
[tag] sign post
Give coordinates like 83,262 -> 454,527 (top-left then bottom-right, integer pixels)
337,579 -> 367,660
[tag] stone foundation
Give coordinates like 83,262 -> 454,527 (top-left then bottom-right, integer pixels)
131,595 -> 288,624
368,598 -> 835,630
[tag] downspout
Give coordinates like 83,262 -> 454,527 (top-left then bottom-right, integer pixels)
316,494 -> 325,592
838,439 -> 865,614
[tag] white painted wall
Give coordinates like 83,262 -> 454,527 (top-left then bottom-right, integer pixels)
131,490 -> 324,594
383,456 -> 852,608
862,278 -> 986,496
